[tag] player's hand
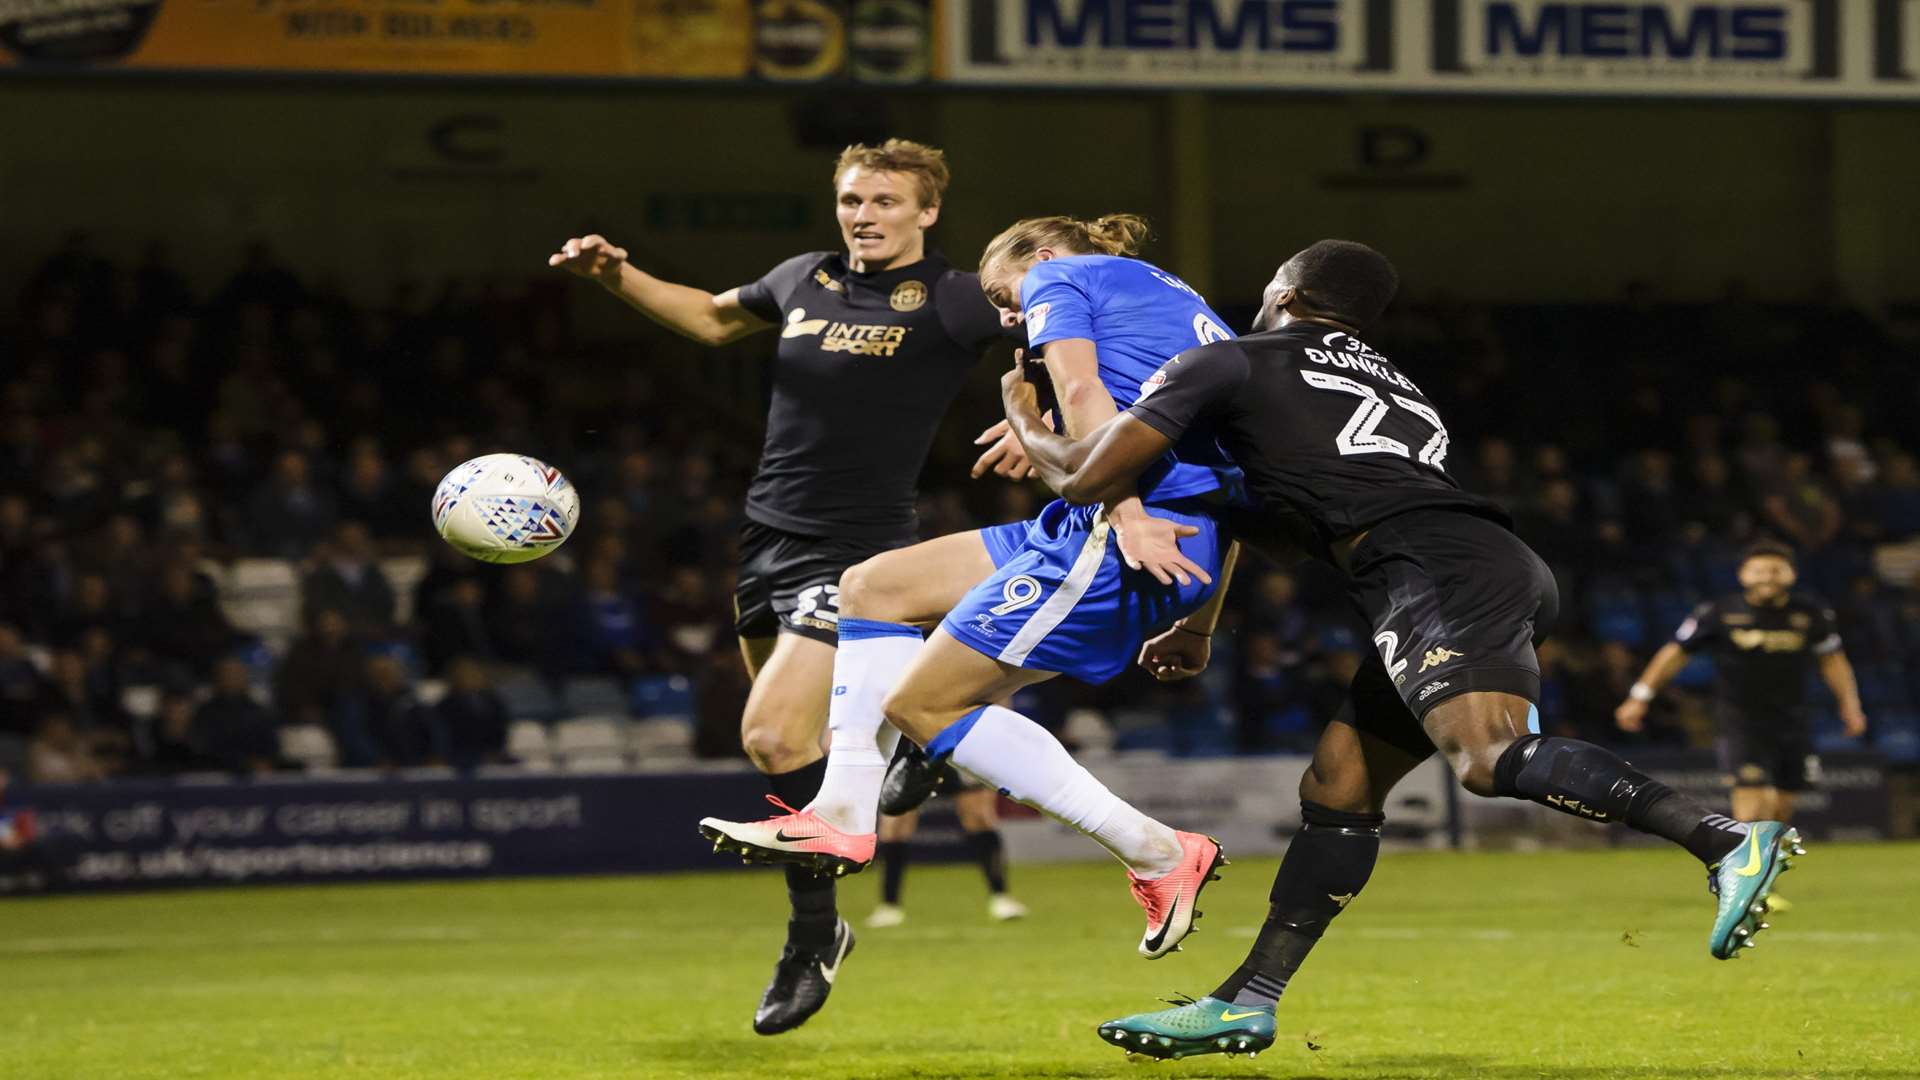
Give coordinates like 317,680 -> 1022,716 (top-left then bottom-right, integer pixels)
547,234 -> 628,287
1112,509 -> 1212,588
1613,699 -> 1647,732
1000,363 -> 1042,422
1138,624 -> 1211,681
971,419 -> 1035,480
1841,705 -> 1868,737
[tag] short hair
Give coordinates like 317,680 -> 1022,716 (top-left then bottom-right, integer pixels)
1278,240 -> 1400,329
1741,538 -> 1796,566
833,139 -> 951,208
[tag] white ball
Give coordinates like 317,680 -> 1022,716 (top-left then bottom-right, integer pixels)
431,453 -> 581,564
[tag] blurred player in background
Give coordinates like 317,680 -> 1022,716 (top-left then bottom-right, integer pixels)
551,139 -> 1021,1035
863,744 -> 1027,927
701,214 -> 1241,963
994,239 -> 1808,1059
1616,541 -> 1867,831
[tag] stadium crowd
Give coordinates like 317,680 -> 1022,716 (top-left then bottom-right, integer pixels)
2,233 -> 1918,785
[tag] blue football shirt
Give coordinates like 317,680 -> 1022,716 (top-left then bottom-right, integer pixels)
1021,254 -> 1240,503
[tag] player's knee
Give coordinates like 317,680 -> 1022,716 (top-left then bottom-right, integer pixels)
739,709 -> 815,772
1440,738 -> 1511,798
837,559 -> 883,619
1299,756 -> 1378,814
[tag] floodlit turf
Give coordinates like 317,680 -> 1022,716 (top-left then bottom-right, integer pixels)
6,843 -> 1918,1079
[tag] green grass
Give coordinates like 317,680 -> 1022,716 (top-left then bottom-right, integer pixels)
6,843 -> 1918,1079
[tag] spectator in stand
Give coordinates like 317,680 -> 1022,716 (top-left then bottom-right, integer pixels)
435,656 -> 511,770
360,654 -> 434,767
335,440 -> 415,543
51,572 -> 121,648
28,712 -> 108,784
41,649 -> 128,760
247,450 -> 335,558
1620,449 -> 1683,551
276,607 -> 364,732
302,521 -> 397,639
487,566 -> 565,681
1683,454 -> 1749,539
0,623 -> 44,744
1763,453 -> 1843,554
193,656 -> 281,774
575,557 -> 656,681
134,558 -> 233,681
1876,453 -> 1920,540
421,577 -> 494,674
139,691 -> 222,775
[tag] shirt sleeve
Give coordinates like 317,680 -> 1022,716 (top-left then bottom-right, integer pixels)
1673,601 -> 1720,651
1126,343 -> 1248,444
733,252 -> 826,323
1810,602 -> 1844,655
934,270 -> 1017,354
1019,260 -> 1098,352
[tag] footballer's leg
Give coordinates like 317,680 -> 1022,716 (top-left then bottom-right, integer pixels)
868,809 -> 915,928
1430,690 -> 1801,957
886,629 -> 1221,959
702,529 -> 996,866
954,784 -> 1026,920
730,630 -> 856,1036
1099,664 -> 1429,1059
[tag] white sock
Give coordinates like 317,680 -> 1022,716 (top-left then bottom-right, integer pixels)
808,620 -> 922,834
941,704 -> 1182,876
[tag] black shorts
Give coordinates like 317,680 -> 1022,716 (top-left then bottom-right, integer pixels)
734,519 -> 906,646
1345,508 -> 1559,722
1718,709 -> 1818,792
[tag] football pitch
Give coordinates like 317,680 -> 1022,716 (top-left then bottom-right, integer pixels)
6,843 -> 1918,1080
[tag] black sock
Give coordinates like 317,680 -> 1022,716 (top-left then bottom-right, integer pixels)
1211,801 -> 1382,1009
1492,734 -> 1747,864
965,829 -> 1008,894
878,840 -> 910,905
767,759 -> 837,949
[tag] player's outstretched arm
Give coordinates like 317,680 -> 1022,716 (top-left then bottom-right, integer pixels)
1817,650 -> 1868,736
548,234 -> 768,347
1614,642 -> 1690,732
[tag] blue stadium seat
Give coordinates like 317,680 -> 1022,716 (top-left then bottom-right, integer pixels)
1113,727 -> 1176,753
630,674 -> 694,719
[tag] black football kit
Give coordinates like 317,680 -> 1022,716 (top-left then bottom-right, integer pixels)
1128,322 -> 1559,756
732,250 -> 1006,644
1674,592 -> 1842,791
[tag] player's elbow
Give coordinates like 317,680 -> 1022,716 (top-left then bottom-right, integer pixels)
1058,471 -> 1115,506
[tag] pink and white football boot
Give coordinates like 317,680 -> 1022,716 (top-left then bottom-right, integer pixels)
699,796 -> 877,877
1130,831 -> 1227,958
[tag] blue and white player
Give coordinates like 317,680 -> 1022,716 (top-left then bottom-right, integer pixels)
702,214 -> 1243,959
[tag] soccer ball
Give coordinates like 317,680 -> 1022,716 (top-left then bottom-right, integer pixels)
431,453 -> 581,564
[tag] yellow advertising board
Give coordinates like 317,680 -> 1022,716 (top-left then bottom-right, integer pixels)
0,0 -> 926,80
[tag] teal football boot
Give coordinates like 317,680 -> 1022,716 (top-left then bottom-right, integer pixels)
1096,995 -> 1276,1060
1708,822 -> 1804,960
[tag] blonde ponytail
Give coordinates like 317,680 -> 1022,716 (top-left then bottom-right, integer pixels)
980,213 -> 1152,277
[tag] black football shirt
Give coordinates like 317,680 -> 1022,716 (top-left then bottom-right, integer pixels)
735,250 -> 1006,541
1126,321 -> 1507,560
1673,591 -> 1842,721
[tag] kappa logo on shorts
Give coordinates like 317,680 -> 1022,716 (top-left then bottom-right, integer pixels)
1417,646 -> 1463,673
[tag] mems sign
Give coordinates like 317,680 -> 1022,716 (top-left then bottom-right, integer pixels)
1480,2 -> 1786,60
1025,0 -> 1340,52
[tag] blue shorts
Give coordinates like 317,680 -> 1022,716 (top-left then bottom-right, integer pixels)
940,498 -> 1229,684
